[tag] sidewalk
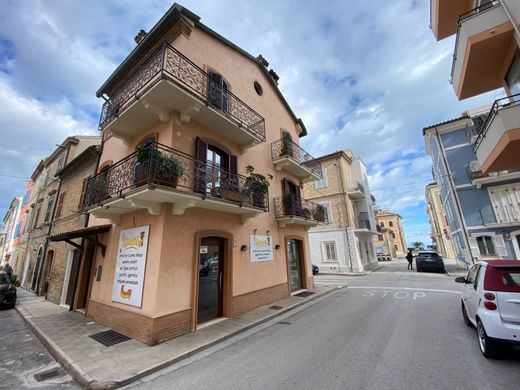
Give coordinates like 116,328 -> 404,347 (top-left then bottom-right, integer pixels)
443,258 -> 469,277
15,285 -> 339,389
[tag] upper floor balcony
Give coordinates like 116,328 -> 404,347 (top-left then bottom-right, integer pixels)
99,43 -> 265,153
474,94 -> 520,173
271,138 -> 321,182
479,204 -> 520,227
451,2 -> 517,100
347,182 -> 365,200
430,0 -> 474,41
273,194 -> 328,228
82,142 -> 268,223
354,211 -> 374,234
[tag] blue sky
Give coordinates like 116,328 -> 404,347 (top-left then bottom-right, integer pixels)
0,0 -> 500,245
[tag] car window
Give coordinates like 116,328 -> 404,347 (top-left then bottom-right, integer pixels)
466,264 -> 479,285
484,267 -> 520,292
0,273 -> 10,284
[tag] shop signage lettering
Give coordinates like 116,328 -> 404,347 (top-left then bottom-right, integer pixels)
112,226 -> 150,307
250,235 -> 273,262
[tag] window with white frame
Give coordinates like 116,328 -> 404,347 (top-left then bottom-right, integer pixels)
315,168 -> 328,189
320,202 -> 332,223
476,236 -> 496,256
488,184 -> 520,224
322,241 -> 337,262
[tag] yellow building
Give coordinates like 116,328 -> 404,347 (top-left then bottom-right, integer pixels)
425,182 -> 456,259
56,4 -> 327,345
374,210 -> 407,256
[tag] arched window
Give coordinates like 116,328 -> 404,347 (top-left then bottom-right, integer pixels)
195,138 -> 237,197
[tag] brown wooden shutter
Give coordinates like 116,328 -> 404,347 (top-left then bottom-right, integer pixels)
195,138 -> 208,194
282,178 -> 289,195
229,155 -> 238,192
55,191 -> 66,218
296,183 -> 301,198
78,176 -> 90,210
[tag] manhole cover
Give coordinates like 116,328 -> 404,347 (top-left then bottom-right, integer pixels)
269,305 -> 283,310
294,291 -> 315,298
89,330 -> 131,347
34,368 -> 63,382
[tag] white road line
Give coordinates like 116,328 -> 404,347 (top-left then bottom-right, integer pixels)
347,286 -> 461,295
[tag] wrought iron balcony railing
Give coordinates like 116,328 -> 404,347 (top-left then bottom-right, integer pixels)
273,194 -> 328,223
99,42 -> 265,141
83,142 -> 269,211
270,138 -> 321,178
450,1 -> 500,83
473,93 -> 520,152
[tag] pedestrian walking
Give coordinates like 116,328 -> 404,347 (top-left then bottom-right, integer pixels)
406,250 -> 414,270
4,262 -> 13,278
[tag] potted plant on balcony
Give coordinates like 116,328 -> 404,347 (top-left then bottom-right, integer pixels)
156,153 -> 185,188
282,193 -> 295,215
90,175 -> 110,203
243,165 -> 272,209
134,145 -> 184,188
134,144 -> 156,187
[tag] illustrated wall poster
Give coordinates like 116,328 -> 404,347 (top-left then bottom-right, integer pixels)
112,226 -> 150,307
250,235 -> 273,262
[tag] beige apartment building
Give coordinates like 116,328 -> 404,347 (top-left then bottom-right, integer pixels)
303,150 -> 378,273
375,210 -> 407,256
425,182 -> 456,259
373,216 -> 397,261
431,0 -> 520,175
62,4 -> 326,345
46,143 -> 100,308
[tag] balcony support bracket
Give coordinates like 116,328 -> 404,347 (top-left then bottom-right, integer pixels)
241,213 -> 257,224
171,199 -> 197,215
141,99 -> 171,122
179,103 -> 203,124
91,211 -> 121,225
128,199 -> 162,216
108,128 -> 133,146
240,140 -> 259,154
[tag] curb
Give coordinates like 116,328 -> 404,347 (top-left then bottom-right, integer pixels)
319,263 -> 386,277
16,286 -> 340,389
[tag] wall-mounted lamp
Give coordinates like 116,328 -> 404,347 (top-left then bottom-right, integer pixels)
275,244 -> 281,250
266,230 -> 270,236
253,229 -> 258,235
240,245 -> 248,252
503,231 -> 512,240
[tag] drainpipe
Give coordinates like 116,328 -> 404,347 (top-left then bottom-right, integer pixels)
337,156 -> 354,273
434,126 -> 473,269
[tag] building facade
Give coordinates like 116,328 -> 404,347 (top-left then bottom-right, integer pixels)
46,143 -> 101,307
303,150 -> 378,273
70,4 -> 326,345
425,182 -> 457,258
0,197 -> 23,267
424,112 -> 520,268
374,210 -> 407,257
431,0 -> 520,174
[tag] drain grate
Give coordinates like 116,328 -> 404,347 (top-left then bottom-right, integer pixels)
294,291 -> 315,298
89,330 -> 131,347
269,305 -> 283,310
34,368 -> 63,382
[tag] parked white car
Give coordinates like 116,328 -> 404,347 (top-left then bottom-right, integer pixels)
456,260 -> 520,358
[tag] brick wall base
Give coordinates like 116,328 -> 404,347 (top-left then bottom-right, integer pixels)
231,282 -> 289,317
87,300 -> 191,345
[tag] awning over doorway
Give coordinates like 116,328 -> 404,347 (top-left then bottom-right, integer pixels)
49,224 -> 112,256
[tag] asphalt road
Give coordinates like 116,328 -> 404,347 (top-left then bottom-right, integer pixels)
0,304 -> 79,389
128,261 -> 520,390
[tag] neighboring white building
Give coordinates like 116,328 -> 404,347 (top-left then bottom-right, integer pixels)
303,150 -> 378,273
1,197 -> 23,266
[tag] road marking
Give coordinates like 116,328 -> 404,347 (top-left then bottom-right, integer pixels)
348,286 -> 461,295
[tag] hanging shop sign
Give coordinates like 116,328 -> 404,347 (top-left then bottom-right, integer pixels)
250,235 -> 273,262
112,226 -> 150,307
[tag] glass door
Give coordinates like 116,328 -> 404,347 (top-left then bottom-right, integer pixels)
287,239 -> 303,292
198,237 -> 224,323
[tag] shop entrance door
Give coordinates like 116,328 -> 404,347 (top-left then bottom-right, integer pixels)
287,239 -> 304,291
198,237 -> 225,323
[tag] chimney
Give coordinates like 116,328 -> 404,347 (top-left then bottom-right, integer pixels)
134,29 -> 147,45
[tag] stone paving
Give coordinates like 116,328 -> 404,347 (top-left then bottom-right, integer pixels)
15,285 -> 337,389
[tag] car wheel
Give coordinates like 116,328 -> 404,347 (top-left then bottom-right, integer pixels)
477,319 -> 501,359
461,301 -> 473,328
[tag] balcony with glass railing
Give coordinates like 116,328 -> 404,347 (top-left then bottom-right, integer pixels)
479,204 -> 520,227
82,142 -> 269,223
355,211 -> 373,233
450,1 -> 516,99
347,181 -> 365,200
273,194 -> 328,228
270,138 -> 321,182
473,94 -> 520,174
99,42 -> 265,152
430,0 -> 474,41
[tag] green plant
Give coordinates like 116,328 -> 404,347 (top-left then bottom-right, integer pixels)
243,165 -> 272,207
91,175 -> 109,198
158,154 -> 185,179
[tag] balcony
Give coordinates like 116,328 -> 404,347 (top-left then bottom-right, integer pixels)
99,43 -> 265,152
83,143 -> 268,223
451,2 -> 517,100
273,194 -> 328,228
355,212 -> 373,233
430,0 -> 474,41
347,182 -> 365,200
271,138 -> 321,182
474,95 -> 520,173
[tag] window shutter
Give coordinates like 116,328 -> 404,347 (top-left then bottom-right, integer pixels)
295,182 -> 301,198
468,237 -> 480,258
495,234 -> 508,257
195,138 -> 208,194
282,178 -> 289,195
229,155 -> 237,174
55,191 -> 66,218
78,177 -> 90,211
229,155 -> 238,192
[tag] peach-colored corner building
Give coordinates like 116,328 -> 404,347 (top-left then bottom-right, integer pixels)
430,0 -> 520,174
70,4 -> 326,345
374,210 -> 407,257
